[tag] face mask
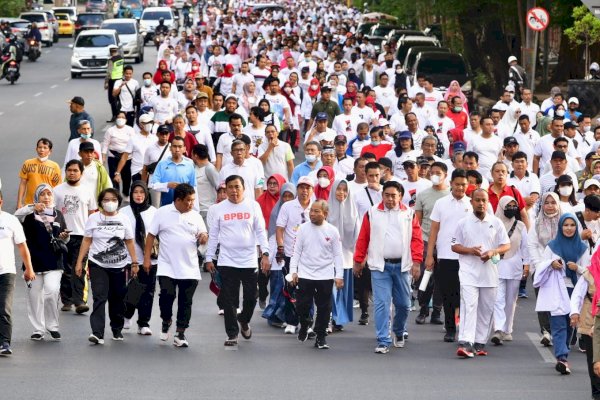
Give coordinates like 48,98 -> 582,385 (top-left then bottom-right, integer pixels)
305,154 -> 317,163
284,87 -> 292,93
503,206 -> 519,219
43,207 -> 55,215
585,125 -> 592,132
371,140 -> 380,147
80,134 -> 91,140
559,186 -> 573,197
115,118 -> 126,127
430,175 -> 441,185
102,201 -> 118,213
318,177 -> 330,188
144,79 -> 152,87
556,110 -> 565,117
142,122 -> 153,132
310,84 -> 318,90
453,106 -> 462,113
38,156 -> 48,162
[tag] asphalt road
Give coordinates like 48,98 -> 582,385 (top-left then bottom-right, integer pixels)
0,39 -> 592,400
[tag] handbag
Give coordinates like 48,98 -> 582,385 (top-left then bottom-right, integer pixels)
124,277 -> 146,306
50,237 -> 68,255
146,143 -> 170,174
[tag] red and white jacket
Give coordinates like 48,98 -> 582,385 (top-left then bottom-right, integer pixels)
354,202 -> 424,272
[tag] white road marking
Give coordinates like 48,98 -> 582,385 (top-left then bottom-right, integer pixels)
526,332 -> 556,363
50,84 -> 58,89
44,50 -> 50,54
64,77 -> 70,81
34,92 -> 43,97
15,101 -> 25,107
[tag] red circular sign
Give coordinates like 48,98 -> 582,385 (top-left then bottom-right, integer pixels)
527,7 -> 550,31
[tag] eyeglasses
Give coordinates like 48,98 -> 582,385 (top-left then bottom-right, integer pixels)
300,212 -> 306,224
404,164 -> 417,169
267,181 -> 279,187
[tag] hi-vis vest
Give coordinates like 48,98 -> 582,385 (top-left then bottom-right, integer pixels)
110,56 -> 124,80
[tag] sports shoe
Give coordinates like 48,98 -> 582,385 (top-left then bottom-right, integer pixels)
307,328 -> 316,340
491,331 -> 504,346
456,343 -> 474,358
0,342 -> 12,355
239,322 -> 252,340
160,320 -> 171,341
374,345 -> 389,354
353,299 -> 360,309
224,336 -> 238,350
332,324 -> 344,332
443,333 -> 456,342
218,309 -> 224,315
123,318 -> 131,330
48,331 -> 61,340
358,312 -> 369,325
518,288 -> 528,298
415,314 -> 426,325
174,332 -> 189,347
236,308 -> 241,315
430,312 -> 443,325
88,334 -> 104,345
112,330 -> 124,341
61,304 -> 72,312
503,333 -> 513,341
259,299 -> 267,310
298,324 -> 308,342
315,337 -> 329,349
403,332 -> 409,340
555,359 -> 571,375
540,331 -> 552,347
284,325 -> 296,334
579,337 -> 586,353
474,343 -> 488,356
393,335 -> 405,348
30,333 -> 44,341
75,304 -> 89,314
138,327 -> 152,336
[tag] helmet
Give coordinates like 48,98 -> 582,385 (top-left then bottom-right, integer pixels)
591,62 -> 600,72
159,17 -> 165,23
9,34 -> 17,43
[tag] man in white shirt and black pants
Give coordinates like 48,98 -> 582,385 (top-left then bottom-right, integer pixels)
206,175 -> 270,349
290,200 -> 344,349
144,183 -> 208,348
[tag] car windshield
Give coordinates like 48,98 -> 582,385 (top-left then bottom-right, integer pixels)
54,8 -> 75,16
372,26 -> 396,36
79,15 -> 104,25
418,56 -> 467,75
142,11 -> 171,20
121,0 -> 142,8
76,34 -> 114,47
55,14 -> 69,21
102,22 -> 135,34
11,22 -> 31,29
21,15 -> 45,23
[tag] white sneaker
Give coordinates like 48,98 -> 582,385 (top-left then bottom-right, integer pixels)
88,334 -> 104,345
284,325 -> 296,334
123,318 -> 131,330
236,308 -> 241,315
393,335 -> 405,348
138,327 -> 152,336
540,331 -> 552,347
503,333 -> 513,341
353,300 -> 360,309
218,309 -> 224,315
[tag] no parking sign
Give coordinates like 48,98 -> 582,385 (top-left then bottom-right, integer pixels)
527,7 -> 550,31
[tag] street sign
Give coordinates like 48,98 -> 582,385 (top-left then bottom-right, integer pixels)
527,7 -> 550,31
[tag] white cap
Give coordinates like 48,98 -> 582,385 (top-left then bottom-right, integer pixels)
505,84 -> 515,92
318,130 -> 336,143
296,176 -> 315,187
495,103 -> 509,111
139,113 -> 154,123
402,154 -> 417,165
584,178 -> 600,189
568,97 -> 579,104
378,117 -> 390,127
108,44 -> 118,50
507,56 -> 517,64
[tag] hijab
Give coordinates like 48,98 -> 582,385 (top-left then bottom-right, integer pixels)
314,166 -> 335,201
153,60 -> 174,85
257,174 -> 287,231
33,183 -> 56,223
327,179 -> 359,250
536,115 -> 553,136
241,81 -> 257,112
347,68 -> 362,88
268,182 -> 297,237
494,196 -> 523,260
129,181 -> 151,251
547,213 -> 588,285
221,63 -> 234,78
535,192 -> 562,248
308,77 -> 320,99
345,81 -> 358,105
238,38 -> 251,61
444,80 -> 468,113
281,81 -> 296,115
498,104 -> 520,138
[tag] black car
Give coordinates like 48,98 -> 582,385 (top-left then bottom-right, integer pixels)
403,46 -> 450,75
74,12 -> 106,37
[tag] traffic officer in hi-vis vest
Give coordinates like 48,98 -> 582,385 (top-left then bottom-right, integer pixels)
105,44 -> 124,123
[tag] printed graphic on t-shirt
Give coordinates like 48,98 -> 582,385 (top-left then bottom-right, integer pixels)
91,221 -> 127,264
62,195 -> 80,215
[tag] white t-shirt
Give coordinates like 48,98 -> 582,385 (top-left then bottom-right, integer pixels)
332,113 -> 361,142
244,124 -> 267,156
430,194 -> 473,260
148,203 -> 207,280
401,178 -> 433,207
351,105 -> 375,125
0,211 -> 27,275
64,138 -> 103,167
218,159 -> 265,201
289,221 -> 344,280
276,198 -> 312,256
53,183 -> 94,236
469,134 -> 502,179
354,186 -> 382,217
263,93 -> 291,123
84,212 -> 135,269
149,96 -> 179,125
125,132 -> 158,176
257,140 -> 294,179
121,205 -> 158,266
232,72 -> 255,96
114,78 -> 140,112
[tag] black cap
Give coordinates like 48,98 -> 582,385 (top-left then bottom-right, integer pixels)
79,141 -> 95,152
157,124 -> 171,134
556,174 -> 573,186
378,157 -> 393,170
334,134 -> 347,144
503,136 -> 518,146
584,194 -> 600,212
551,150 -> 566,160
564,121 -> 579,129
301,66 -> 310,73
417,155 -> 434,165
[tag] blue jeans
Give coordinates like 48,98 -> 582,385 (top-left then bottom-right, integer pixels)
550,314 -> 572,360
371,262 -> 411,347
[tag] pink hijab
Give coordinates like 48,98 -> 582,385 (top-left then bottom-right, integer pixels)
444,80 -> 469,113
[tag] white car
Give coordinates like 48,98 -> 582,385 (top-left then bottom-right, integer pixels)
70,29 -> 120,78
19,11 -> 54,46
139,7 -> 177,42
101,18 -> 144,63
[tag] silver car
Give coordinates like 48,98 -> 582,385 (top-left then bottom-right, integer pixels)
101,18 -> 144,63
70,29 -> 120,78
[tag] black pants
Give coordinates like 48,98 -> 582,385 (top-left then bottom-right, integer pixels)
125,111 -> 136,127
131,172 -> 142,184
355,265 -> 371,313
158,276 -> 198,331
61,234 -> 86,306
257,258 -> 269,302
435,259 -> 460,334
124,265 -> 157,327
107,156 -> 132,195
0,273 -> 16,344
218,266 -> 257,338
89,262 -> 127,338
416,241 -> 442,315
108,79 -> 119,119
581,334 -> 600,398
296,278 -> 333,339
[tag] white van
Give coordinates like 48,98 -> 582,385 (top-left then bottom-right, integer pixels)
70,29 -> 120,78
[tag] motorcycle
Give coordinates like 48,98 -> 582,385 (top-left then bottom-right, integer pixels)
154,32 -> 164,50
2,59 -> 20,84
27,39 -> 41,62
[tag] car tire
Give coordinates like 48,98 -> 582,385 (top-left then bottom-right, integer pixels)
140,50 -> 144,62
53,32 -> 59,43
71,72 -> 79,79
134,55 -> 141,64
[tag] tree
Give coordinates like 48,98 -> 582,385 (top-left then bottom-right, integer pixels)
0,0 -> 26,17
564,5 -> 600,78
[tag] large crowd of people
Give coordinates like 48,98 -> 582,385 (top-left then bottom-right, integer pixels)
3,0 -> 600,397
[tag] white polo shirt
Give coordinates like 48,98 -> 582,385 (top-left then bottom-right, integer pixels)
148,203 -> 207,280
0,211 -> 27,275
429,194 -> 472,260
276,198 -> 312,257
451,213 -> 510,287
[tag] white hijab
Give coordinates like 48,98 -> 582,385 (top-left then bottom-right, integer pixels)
327,179 -> 360,250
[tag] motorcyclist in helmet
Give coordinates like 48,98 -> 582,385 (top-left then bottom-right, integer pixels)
0,20 -> 11,37
1,34 -> 19,79
155,17 -> 169,36
25,23 -> 42,43
588,62 -> 600,80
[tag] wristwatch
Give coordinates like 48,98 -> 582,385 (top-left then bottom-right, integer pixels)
262,252 -> 269,257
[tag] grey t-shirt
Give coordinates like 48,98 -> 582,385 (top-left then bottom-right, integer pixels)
414,187 -> 450,242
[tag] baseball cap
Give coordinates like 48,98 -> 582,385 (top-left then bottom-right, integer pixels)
139,114 -> 153,123
503,136 -> 518,146
322,146 -> 335,154
402,154 -> 417,166
584,194 -> 600,212
157,124 -> 171,134
320,83 -> 332,92
297,176 -> 314,188
79,141 -> 95,152
68,96 -> 85,106
550,86 -> 561,95
378,118 -> 390,127
584,179 -> 600,190
301,66 -> 310,73
507,56 -> 517,64
504,85 -> 515,92
556,174 -> 573,186
315,112 -> 328,121
417,155 -> 434,165
318,130 -> 336,143
397,131 -> 412,140
564,121 -> 579,129
108,44 -> 118,50
378,157 -> 393,170
568,97 -> 579,104
453,141 -> 467,152
334,134 -> 347,144
551,150 -> 566,160
225,94 -> 238,102
196,91 -> 209,99
495,103 -> 508,111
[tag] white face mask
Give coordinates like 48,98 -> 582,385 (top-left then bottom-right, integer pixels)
115,118 -> 126,127
584,125 -> 592,132
430,175 -> 441,185
556,110 -> 565,117
318,177 -> 330,188
102,201 -> 118,213
310,84 -> 318,90
305,154 -> 317,163
38,156 -> 49,162
142,122 -> 153,132
559,186 -> 573,197
144,78 -> 152,87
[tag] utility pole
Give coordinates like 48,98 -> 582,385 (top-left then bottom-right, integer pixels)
523,0 -> 537,92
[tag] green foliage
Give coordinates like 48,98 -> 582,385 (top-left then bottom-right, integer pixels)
0,0 -> 26,17
564,5 -> 600,47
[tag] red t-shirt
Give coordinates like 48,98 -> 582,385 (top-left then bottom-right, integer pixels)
447,110 -> 468,130
488,184 -> 526,212
360,143 -> 393,160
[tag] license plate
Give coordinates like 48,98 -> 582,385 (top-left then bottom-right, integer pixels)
8,67 -> 17,72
